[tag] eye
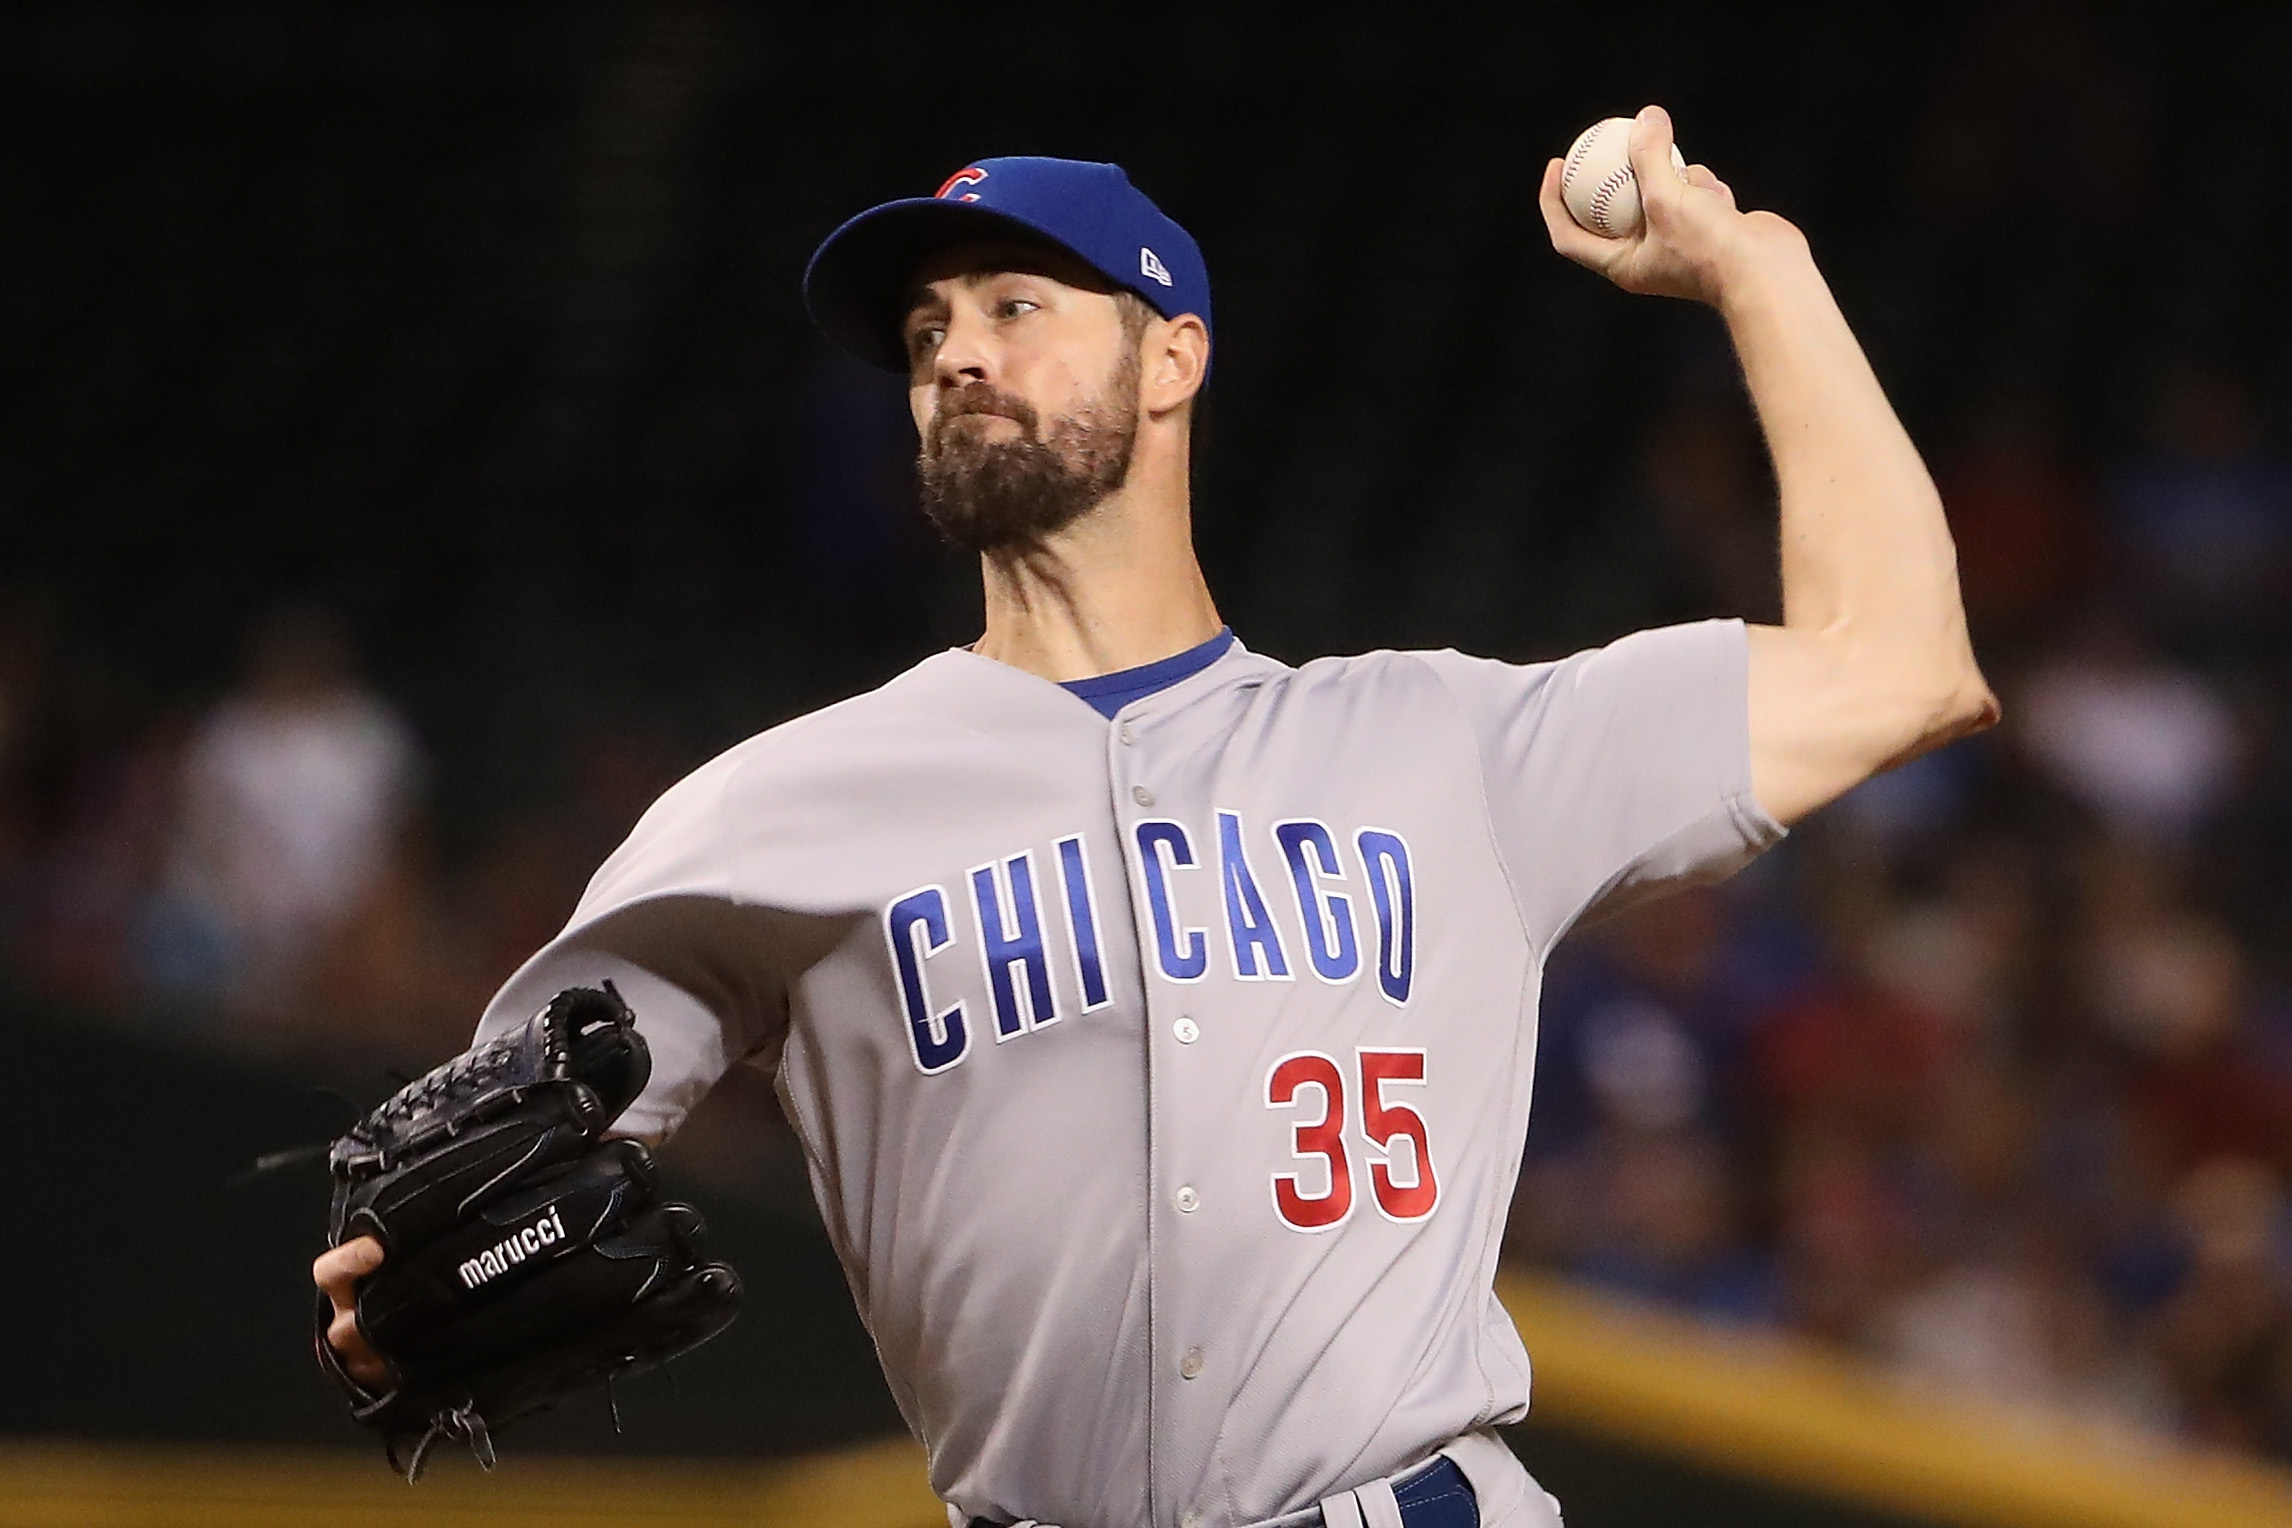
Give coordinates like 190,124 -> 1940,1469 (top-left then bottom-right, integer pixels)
907,324 -> 945,360
994,297 -> 1040,321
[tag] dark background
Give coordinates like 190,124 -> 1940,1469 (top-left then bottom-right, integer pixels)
8,3 -> 2292,1522
12,0 -> 2271,832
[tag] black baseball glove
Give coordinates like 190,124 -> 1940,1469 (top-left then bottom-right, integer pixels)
317,983 -> 742,1479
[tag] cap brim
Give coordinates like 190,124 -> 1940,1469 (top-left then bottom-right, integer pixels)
803,199 -> 1093,372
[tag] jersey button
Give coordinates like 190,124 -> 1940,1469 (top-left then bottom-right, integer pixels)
1131,784 -> 1155,808
1179,1347 -> 1204,1379
1118,722 -> 1135,745
1175,1185 -> 1200,1213
1180,1513 -> 1202,1528
1173,1016 -> 1199,1044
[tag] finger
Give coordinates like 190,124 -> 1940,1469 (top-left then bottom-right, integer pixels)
314,1235 -> 385,1289
312,1235 -> 385,1302
1626,104 -> 1684,216
1536,157 -> 1569,241
315,1238 -> 393,1386
1538,155 -> 1623,268
1536,158 -> 1587,250
1684,164 -> 1738,209
326,1308 -> 390,1387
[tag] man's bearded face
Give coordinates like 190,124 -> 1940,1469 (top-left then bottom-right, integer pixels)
916,345 -> 1140,554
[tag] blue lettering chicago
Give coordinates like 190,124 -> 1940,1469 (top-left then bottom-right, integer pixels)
883,813 -> 1416,1075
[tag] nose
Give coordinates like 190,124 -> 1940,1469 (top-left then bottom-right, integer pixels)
932,304 -> 994,391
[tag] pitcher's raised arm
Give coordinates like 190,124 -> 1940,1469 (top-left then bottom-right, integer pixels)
1541,105 -> 1997,825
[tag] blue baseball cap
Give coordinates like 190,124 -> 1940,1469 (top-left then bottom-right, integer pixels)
803,156 -> 1211,373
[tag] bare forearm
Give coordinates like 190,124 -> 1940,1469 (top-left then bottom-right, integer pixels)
1538,107 -> 1995,823
1725,239 -> 1995,820
1720,235 -> 1970,652
1721,233 -> 1995,821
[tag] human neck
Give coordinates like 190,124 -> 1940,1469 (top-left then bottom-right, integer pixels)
970,457 -> 1221,683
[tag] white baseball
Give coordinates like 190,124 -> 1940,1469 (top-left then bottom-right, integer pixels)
1560,117 -> 1689,239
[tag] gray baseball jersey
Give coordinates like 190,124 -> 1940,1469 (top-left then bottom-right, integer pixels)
472,619 -> 1780,1528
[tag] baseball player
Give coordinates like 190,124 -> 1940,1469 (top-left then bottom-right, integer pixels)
317,108 -> 1995,1527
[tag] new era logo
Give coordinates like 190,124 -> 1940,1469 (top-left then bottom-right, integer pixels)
1140,246 -> 1173,287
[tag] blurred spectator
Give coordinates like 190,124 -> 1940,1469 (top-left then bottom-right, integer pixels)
1516,888 -> 1802,1323
1752,958 -> 1959,1154
1884,1234 -> 2170,1427
1825,742 -> 1990,863
19,720 -> 186,1014
1937,388 -> 2097,651
1572,1131 -> 1782,1326
2108,365 -> 2292,656
1775,1136 -> 1912,1346
1863,844 -> 2037,1045
2151,1159 -> 2292,1450
1526,889 -> 1767,1166
2016,619 -> 2239,841
152,607 -> 422,1030
2076,894 -> 2292,1179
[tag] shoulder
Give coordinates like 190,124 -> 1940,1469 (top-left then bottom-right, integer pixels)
1274,646 -> 1484,693
1407,621 -> 1744,698
680,649 -> 988,789
1260,621 -> 1746,731
1272,645 -> 1549,712
577,651 -> 980,912
1224,645 -> 1542,726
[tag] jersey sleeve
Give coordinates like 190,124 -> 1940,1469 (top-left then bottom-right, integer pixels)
1412,618 -> 1784,951
469,758 -> 788,1144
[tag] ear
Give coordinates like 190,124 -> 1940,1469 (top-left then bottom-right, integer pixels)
1141,314 -> 1209,416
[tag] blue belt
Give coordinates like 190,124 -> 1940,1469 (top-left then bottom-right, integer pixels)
967,1457 -> 1476,1528
1379,1455 -> 1477,1528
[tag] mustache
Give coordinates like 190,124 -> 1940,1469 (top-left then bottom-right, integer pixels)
927,385 -> 1042,452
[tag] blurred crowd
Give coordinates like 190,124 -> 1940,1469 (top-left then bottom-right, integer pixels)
10,346 -> 2292,1468
1517,360 -> 2292,1459
0,599 -> 685,1072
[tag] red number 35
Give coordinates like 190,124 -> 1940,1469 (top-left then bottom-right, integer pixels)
1265,1048 -> 1439,1231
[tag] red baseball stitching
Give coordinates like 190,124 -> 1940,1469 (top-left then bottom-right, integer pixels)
1587,167 -> 1636,235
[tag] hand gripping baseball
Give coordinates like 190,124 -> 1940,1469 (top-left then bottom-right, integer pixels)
1539,105 -> 1802,305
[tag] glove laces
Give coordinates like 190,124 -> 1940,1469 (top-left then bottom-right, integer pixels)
398,1402 -> 497,1483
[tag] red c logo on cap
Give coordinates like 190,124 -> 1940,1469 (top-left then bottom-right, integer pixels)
935,167 -> 987,202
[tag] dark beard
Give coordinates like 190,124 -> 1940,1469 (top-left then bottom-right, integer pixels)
915,361 -> 1139,554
